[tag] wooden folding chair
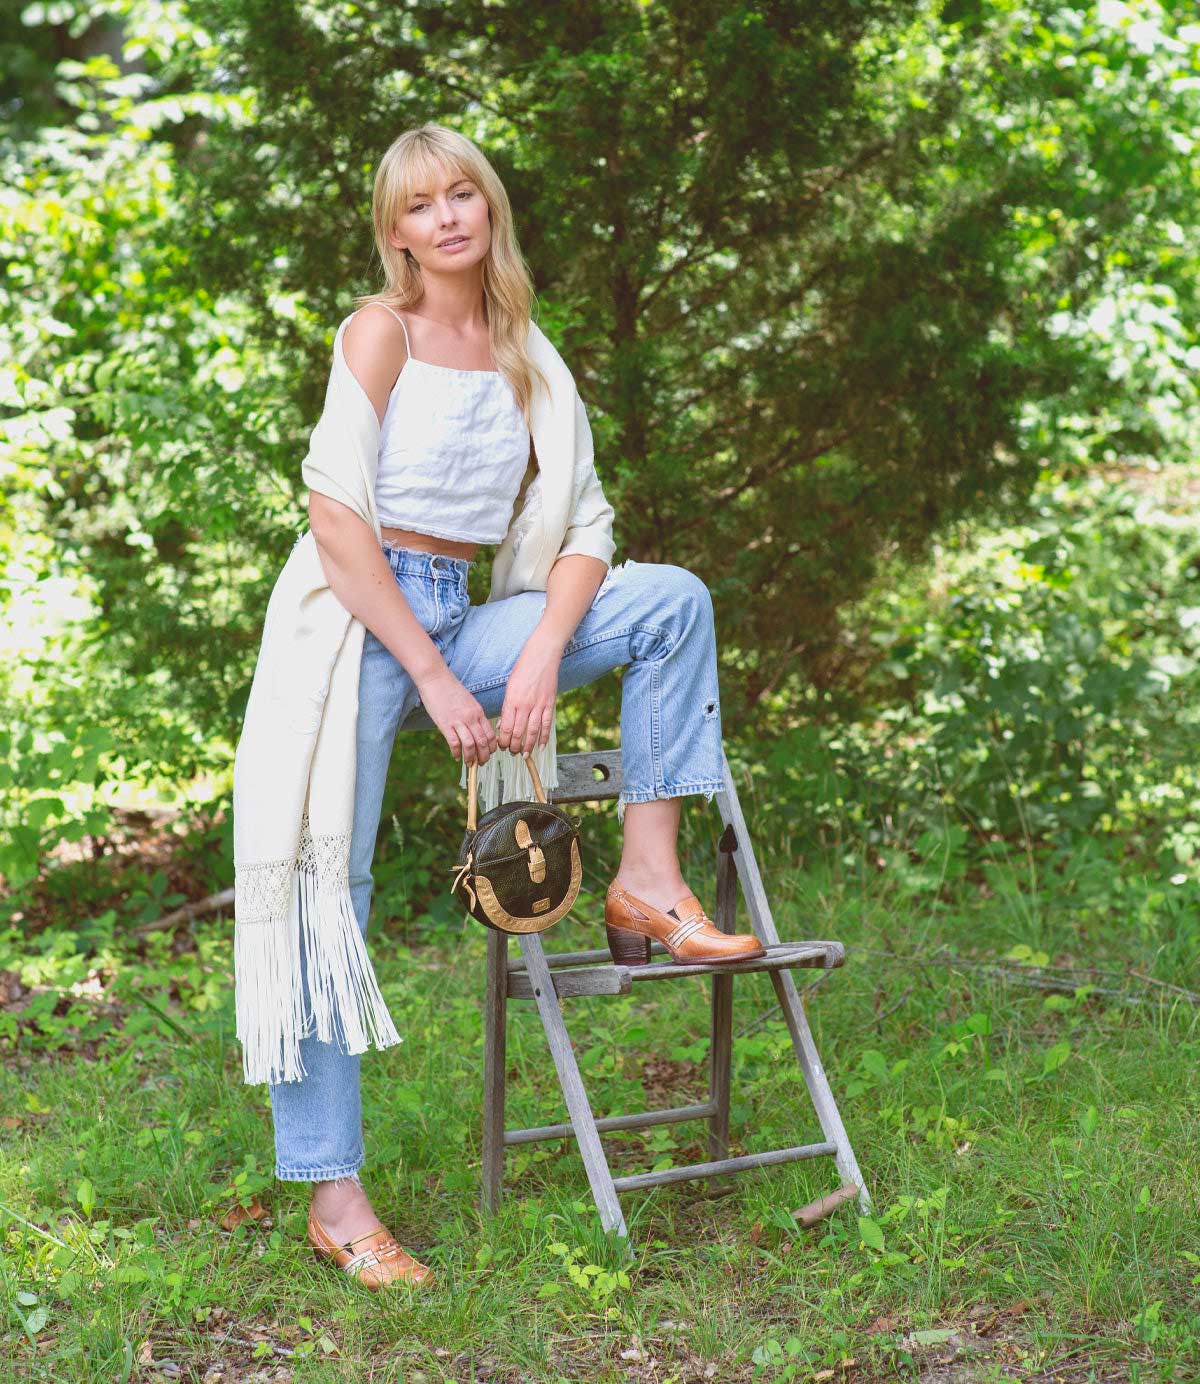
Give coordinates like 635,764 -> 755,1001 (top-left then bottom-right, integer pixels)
480,746 -> 869,1244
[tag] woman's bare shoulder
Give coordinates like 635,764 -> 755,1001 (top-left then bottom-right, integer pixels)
342,304 -> 410,424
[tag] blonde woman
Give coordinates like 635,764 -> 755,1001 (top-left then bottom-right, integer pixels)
264,124 -> 764,1288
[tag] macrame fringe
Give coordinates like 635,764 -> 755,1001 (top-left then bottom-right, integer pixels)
235,817 -> 403,1086
234,884 -> 305,1086
459,714 -> 559,814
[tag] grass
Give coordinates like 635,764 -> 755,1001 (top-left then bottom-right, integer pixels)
1,796 -> 1198,1383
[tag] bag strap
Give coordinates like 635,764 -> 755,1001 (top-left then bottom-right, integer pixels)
466,752 -> 547,831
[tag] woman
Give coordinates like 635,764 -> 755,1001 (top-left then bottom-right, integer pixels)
234,123 -> 764,1290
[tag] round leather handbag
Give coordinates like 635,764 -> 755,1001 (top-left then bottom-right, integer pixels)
449,752 -> 583,934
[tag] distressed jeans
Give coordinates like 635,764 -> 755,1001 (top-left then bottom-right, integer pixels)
269,543 -> 726,1181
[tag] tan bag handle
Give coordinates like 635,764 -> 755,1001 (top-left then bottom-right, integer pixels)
466,751 -> 547,832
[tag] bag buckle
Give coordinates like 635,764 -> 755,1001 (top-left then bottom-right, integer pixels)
514,819 -> 546,883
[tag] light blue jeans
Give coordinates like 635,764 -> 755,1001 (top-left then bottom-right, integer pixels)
269,542 -> 726,1181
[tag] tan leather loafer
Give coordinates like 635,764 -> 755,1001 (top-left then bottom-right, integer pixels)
307,1206 -> 435,1290
604,881 -> 766,966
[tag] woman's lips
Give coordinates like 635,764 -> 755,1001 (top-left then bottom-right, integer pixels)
439,236 -> 469,251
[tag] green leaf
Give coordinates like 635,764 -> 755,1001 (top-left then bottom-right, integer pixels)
858,1216 -> 885,1251
909,1328 -> 957,1346
1041,1041 -> 1072,1077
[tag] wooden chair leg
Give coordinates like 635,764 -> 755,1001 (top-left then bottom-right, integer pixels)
708,836 -> 736,1173
518,932 -> 630,1242
715,750 -> 871,1212
481,929 -> 508,1217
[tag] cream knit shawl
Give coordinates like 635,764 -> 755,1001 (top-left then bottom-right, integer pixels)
233,310 -> 615,1085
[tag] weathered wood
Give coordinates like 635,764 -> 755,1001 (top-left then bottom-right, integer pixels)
507,944 -> 618,970
792,1182 -> 861,1228
611,1141 -> 837,1193
507,965 -> 632,999
517,932 -> 629,1240
480,929 -> 509,1218
506,941 -> 843,981
544,749 -> 625,803
615,942 -> 842,982
714,747 -> 874,1212
708,839 -> 737,1174
478,741 -> 870,1243
715,748 -> 870,1212
505,1100 -> 718,1145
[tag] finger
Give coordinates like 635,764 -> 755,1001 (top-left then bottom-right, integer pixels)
446,729 -> 461,761
496,710 -> 515,751
478,715 -> 498,757
523,710 -> 542,756
475,720 -> 492,765
509,706 -> 530,753
458,722 -> 480,764
538,705 -> 553,749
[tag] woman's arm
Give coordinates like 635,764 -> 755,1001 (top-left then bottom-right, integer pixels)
309,496 -> 495,766
308,492 -> 445,685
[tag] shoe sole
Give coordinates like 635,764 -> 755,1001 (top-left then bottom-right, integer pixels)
604,919 -> 765,967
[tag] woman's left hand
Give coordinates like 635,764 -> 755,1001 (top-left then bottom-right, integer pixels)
497,626 -> 564,755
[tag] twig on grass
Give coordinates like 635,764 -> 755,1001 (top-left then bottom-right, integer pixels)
873,985 -> 915,1030
132,888 -> 234,937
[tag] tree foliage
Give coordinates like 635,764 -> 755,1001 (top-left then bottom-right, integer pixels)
2,0 -> 1199,893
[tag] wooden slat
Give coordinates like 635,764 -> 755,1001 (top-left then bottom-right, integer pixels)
507,939 -> 844,975
545,749 -> 625,803
620,942 -> 842,982
611,1141 -> 838,1192
507,965 -> 631,999
504,1100 -> 718,1145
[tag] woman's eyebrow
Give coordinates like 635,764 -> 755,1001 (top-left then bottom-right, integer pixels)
408,178 -> 472,197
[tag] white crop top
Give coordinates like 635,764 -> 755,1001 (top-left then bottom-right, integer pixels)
362,303 -> 531,545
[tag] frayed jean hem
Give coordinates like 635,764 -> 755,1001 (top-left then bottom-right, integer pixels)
275,1155 -> 365,1183
616,778 -> 724,824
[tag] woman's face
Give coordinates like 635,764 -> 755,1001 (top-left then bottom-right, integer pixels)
391,167 -> 492,272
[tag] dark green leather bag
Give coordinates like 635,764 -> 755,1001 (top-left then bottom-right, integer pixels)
449,752 -> 583,934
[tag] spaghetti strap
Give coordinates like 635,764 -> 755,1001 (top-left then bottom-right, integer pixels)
361,301 -> 413,360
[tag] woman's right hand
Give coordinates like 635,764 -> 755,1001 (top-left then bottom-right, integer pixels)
414,668 -> 499,765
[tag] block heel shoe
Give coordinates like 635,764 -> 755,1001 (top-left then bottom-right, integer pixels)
604,881 -> 766,966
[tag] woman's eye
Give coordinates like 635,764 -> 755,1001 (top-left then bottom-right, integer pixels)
409,190 -> 473,212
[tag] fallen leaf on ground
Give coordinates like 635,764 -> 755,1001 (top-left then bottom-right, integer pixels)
219,1196 -> 267,1230
865,1314 -> 898,1335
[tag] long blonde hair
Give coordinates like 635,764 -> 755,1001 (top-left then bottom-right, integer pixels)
354,123 -> 550,427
